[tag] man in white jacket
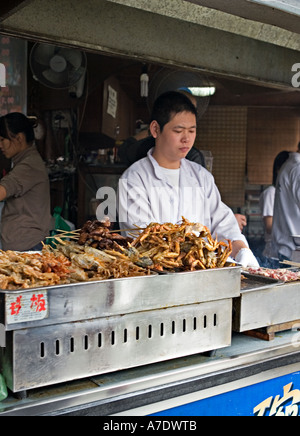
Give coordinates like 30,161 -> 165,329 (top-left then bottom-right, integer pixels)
118,91 -> 258,267
272,149 -> 300,260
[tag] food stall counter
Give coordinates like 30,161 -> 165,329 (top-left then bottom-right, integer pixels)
0,329 -> 299,416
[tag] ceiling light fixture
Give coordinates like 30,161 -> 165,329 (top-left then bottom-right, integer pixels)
187,86 -> 216,97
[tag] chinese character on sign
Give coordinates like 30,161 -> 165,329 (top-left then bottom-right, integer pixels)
10,295 -> 22,315
254,383 -> 300,416
30,294 -> 46,313
6,291 -> 48,324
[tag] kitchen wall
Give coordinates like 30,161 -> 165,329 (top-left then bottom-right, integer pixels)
195,106 -> 247,208
247,107 -> 300,185
195,105 -> 300,209
25,46 -> 300,225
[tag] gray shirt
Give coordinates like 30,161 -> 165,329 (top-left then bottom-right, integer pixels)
0,145 -> 51,251
272,152 -> 300,258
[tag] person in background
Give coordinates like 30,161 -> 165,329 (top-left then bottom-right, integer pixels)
272,146 -> 300,262
118,91 -> 259,268
259,151 -> 290,267
0,112 -> 52,251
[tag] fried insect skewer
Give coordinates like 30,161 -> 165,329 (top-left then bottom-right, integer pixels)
132,217 -> 232,271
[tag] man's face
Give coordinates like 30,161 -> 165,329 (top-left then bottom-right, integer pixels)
151,111 -> 197,167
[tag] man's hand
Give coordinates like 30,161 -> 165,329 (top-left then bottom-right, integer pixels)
235,248 -> 259,268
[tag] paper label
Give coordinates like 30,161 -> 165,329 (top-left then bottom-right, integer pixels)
5,290 -> 48,324
107,85 -> 117,118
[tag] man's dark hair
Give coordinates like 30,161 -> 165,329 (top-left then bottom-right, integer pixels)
150,91 -> 198,132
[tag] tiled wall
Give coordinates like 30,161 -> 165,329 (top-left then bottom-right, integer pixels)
195,106 -> 247,207
195,106 -> 300,208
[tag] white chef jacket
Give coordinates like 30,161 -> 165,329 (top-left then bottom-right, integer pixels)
259,185 -> 275,257
272,152 -> 300,259
118,148 -> 247,245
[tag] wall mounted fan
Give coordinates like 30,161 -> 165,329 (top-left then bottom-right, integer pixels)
30,43 -> 87,97
147,68 -> 214,119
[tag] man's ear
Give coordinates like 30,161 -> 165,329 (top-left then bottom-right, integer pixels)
149,120 -> 160,138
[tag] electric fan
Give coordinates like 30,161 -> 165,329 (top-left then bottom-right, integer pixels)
147,68 -> 214,119
30,43 -> 87,97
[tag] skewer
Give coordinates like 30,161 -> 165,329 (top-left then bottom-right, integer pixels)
54,226 -> 144,235
55,228 -> 81,233
47,230 -> 79,240
280,260 -> 300,268
108,228 -> 137,233
108,226 -> 146,233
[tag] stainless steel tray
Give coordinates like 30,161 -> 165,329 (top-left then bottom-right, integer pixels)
0,266 -> 241,331
233,280 -> 300,332
241,271 -> 282,291
0,266 -> 240,392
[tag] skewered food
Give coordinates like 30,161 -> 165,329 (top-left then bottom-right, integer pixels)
78,219 -> 132,250
0,217 -> 233,290
52,239 -> 149,280
246,267 -> 300,282
0,239 -> 149,290
0,249 -> 71,290
131,217 -> 232,271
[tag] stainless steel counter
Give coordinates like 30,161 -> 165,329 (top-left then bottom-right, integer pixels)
0,330 -> 299,416
1,269 -> 299,415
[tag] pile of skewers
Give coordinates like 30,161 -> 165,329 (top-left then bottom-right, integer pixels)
131,218 -> 232,271
0,217 -> 233,290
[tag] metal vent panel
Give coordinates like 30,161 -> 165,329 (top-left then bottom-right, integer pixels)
6,299 -> 232,392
